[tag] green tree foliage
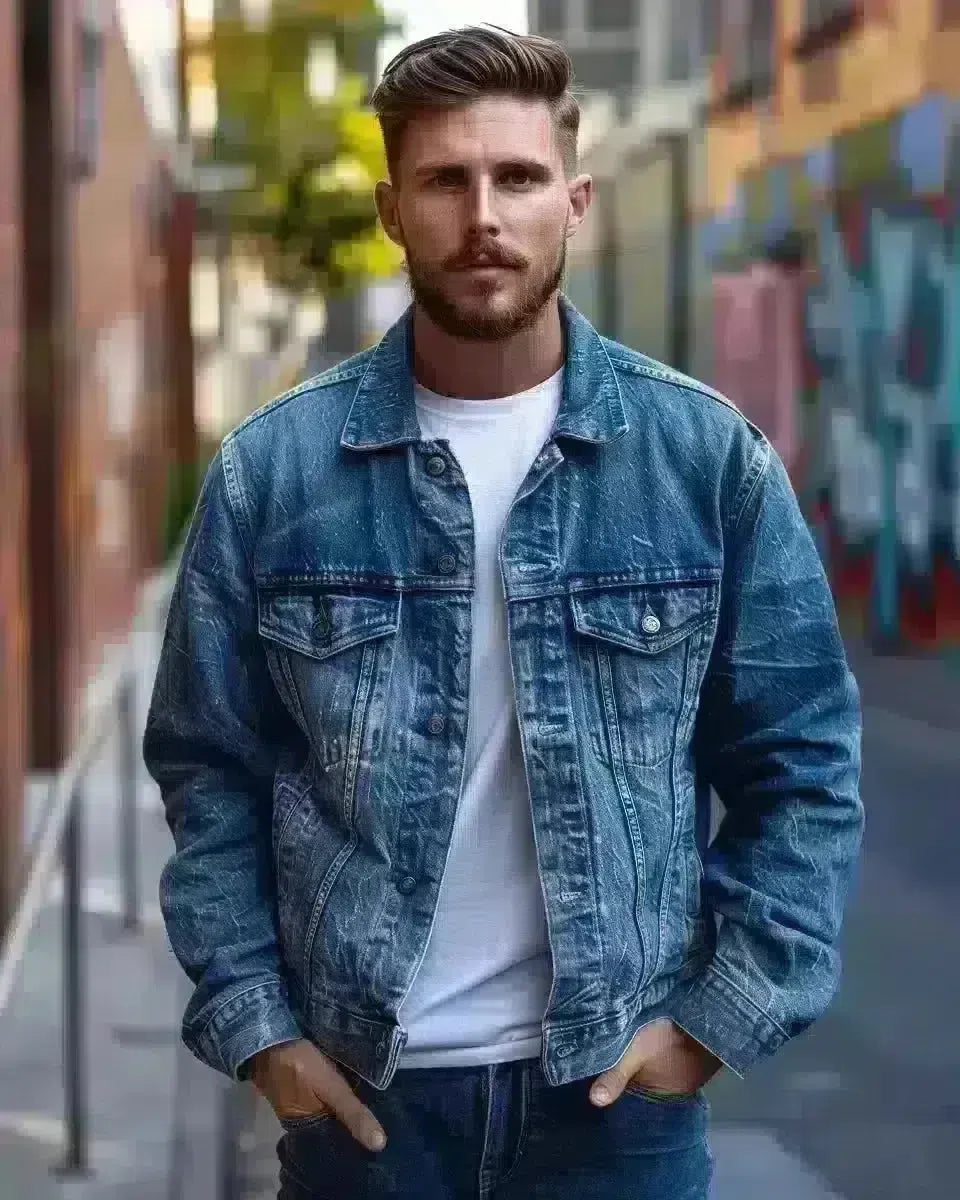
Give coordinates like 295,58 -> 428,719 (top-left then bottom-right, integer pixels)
209,0 -> 402,293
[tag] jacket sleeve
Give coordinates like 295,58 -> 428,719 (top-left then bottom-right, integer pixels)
667,434 -> 864,1077
143,444 -> 302,1079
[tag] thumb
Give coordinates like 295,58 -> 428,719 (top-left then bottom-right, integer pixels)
589,1064 -> 633,1107
589,1026 -> 659,1107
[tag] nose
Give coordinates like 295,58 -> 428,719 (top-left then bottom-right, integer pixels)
466,177 -> 500,238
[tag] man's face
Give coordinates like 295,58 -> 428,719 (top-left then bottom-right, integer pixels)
376,96 -> 592,340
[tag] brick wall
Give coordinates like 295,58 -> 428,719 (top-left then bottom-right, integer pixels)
0,0 -> 26,917
66,6 -> 174,719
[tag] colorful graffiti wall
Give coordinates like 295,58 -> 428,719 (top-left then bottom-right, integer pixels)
702,94 -> 960,649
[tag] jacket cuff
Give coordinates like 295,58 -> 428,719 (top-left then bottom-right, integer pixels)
185,979 -> 303,1081
664,960 -> 788,1079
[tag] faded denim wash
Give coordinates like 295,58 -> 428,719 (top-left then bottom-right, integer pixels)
143,296 -> 864,1097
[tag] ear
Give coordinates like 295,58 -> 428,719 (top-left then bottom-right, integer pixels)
565,174 -> 593,239
375,180 -> 404,247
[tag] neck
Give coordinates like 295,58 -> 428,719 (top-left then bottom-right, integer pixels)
412,295 -> 564,399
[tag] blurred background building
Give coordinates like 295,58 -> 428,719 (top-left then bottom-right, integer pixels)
1,3 -> 959,1198
535,0 -> 960,656
1,0 -> 190,923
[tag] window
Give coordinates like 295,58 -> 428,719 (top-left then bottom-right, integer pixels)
667,0 -> 712,82
570,46 -> 639,93
802,0 -> 858,29
722,0 -> 775,107
585,0 -> 636,32
700,0 -> 722,57
536,0 -> 568,34
795,0 -> 862,58
936,0 -> 960,28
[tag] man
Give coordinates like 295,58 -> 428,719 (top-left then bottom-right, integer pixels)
144,26 -> 863,1200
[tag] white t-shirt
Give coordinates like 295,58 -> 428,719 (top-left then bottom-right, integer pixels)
396,369 -> 563,1069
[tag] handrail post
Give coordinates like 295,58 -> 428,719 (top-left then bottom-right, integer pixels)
57,783 -> 90,1177
118,673 -> 140,932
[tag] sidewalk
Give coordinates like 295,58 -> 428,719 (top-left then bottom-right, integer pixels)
5,616 -> 942,1198
0,624 -> 229,1200
843,635 -> 959,732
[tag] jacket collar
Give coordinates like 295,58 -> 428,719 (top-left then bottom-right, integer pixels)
340,294 -> 628,451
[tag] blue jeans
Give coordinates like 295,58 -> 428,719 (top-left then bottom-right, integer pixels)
276,1057 -> 713,1199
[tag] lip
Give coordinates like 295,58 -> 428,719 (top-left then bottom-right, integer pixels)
458,262 -> 511,272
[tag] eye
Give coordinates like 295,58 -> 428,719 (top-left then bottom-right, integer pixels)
500,166 -> 534,188
432,169 -> 463,189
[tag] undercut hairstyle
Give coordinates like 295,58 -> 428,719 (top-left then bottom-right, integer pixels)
371,25 -> 581,178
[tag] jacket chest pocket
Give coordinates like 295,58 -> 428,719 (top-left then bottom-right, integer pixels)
258,588 -> 400,826
571,580 -> 718,770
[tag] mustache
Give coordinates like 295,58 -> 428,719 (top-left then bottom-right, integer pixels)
444,243 -> 526,270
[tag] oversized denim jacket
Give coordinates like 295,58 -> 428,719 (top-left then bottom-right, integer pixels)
144,296 -> 863,1092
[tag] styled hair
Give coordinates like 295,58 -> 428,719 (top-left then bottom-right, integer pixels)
371,25 -> 581,177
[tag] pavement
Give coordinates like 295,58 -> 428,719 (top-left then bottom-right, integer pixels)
0,622 -> 232,1200
0,611 -> 956,1199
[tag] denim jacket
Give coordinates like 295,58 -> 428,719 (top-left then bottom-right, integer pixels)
144,296 -> 863,1092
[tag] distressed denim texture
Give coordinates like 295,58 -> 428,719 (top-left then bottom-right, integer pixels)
143,296 -> 864,1093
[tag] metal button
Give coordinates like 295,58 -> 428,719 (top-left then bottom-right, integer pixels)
437,554 -> 457,575
428,714 -> 446,735
396,875 -> 418,896
641,614 -> 661,635
426,455 -> 447,477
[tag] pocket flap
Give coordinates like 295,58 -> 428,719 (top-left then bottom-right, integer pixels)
571,582 -> 716,655
258,590 -> 401,661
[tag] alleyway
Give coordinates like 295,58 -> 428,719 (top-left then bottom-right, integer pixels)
1,626 -> 956,1198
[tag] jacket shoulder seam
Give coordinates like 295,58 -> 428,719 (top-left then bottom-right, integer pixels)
216,442 -> 255,574
225,364 -> 367,440
730,436 -> 772,538
607,354 -> 746,419
604,351 -> 771,536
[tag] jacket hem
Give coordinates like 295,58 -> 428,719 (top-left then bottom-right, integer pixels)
185,979 -> 303,1081
663,959 -> 788,1078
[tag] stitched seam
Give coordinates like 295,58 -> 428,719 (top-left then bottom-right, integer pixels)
477,1065 -> 496,1198
342,640 -> 377,829
275,775 -> 313,865
218,442 -> 256,576
302,836 -> 359,986
228,366 -> 366,438
280,1111 -> 333,1130
606,354 -> 741,412
655,634 -> 695,977
623,1082 -> 701,1105
708,959 -> 791,1041
190,977 -> 286,1039
729,437 -> 772,541
596,645 -> 648,984
498,1063 -> 530,1188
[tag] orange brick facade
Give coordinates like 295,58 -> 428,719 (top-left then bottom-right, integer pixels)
67,9 -> 175,712
1,2 -> 183,920
0,1 -> 26,916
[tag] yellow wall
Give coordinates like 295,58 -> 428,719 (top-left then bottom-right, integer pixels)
705,0 -> 957,214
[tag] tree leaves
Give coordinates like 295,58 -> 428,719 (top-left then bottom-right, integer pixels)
206,0 -> 402,294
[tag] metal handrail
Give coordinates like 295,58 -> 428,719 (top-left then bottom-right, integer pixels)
0,557 -> 179,1176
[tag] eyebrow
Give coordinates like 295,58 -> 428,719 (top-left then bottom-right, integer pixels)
413,158 -> 553,180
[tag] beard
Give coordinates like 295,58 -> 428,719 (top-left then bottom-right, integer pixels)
403,237 -> 567,341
